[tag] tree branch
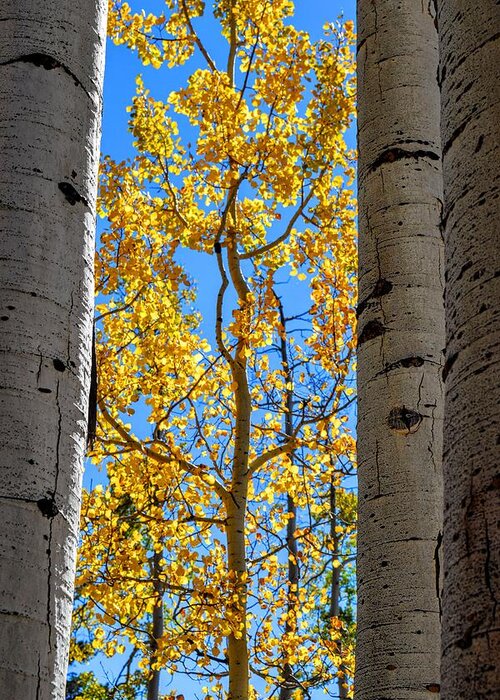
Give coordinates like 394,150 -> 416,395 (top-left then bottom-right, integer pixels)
98,401 -> 229,501
247,441 -> 295,476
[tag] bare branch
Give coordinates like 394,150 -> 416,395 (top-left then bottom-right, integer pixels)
180,0 -> 216,72
99,401 -> 229,501
239,178 -> 321,260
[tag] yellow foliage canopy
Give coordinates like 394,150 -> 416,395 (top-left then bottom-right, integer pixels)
73,1 -> 357,698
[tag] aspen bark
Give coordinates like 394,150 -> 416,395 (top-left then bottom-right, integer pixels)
0,2 -> 107,698
329,484 -> 348,700
278,493 -> 298,700
278,305 -> 298,700
225,380 -> 250,700
438,2 -> 500,697
147,550 -> 164,700
226,499 -> 250,700
356,0 -> 444,697
225,235 -> 251,700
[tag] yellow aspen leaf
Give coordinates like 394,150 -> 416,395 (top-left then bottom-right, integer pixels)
76,1 -> 357,697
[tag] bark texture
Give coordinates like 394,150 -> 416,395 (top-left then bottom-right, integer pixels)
329,484 -> 348,700
0,2 -> 107,698
438,2 -> 500,697
356,1 -> 444,697
278,304 -> 298,700
226,498 -> 250,700
147,550 -> 164,700
224,233 -> 251,700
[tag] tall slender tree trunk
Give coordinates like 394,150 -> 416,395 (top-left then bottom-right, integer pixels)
437,3 -> 500,697
329,483 -> 348,700
355,0 -> 444,697
225,235 -> 251,700
226,497 -> 250,700
278,493 -> 298,700
0,2 -> 107,698
277,301 -> 298,700
147,550 -> 164,700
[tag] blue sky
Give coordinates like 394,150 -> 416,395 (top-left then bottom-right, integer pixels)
75,1 -> 357,696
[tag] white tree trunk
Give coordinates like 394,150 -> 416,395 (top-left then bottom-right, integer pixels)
438,2 -> 500,697
0,2 -> 107,698
356,1 -> 444,697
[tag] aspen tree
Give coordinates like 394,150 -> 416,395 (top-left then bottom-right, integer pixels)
71,2 -> 357,699
355,0 -> 444,697
438,2 -> 500,696
0,2 -> 107,697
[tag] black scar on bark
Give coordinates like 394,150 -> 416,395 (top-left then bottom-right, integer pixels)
442,350 -> 458,381
358,319 -> 386,345
0,53 -> 85,90
53,358 -> 66,372
58,182 -> 89,207
0,53 -> 59,70
87,326 -> 98,450
357,279 -> 393,317
384,356 -> 425,372
456,260 -> 472,281
369,147 -> 440,172
388,406 -> 423,433
456,627 -> 473,649
21,54 -> 59,70
425,684 -> 440,693
372,278 -> 393,297
400,356 -> 424,368
37,497 -> 59,518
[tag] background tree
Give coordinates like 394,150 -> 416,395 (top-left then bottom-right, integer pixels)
355,0 -> 444,697
438,1 -> 500,697
70,1 -> 357,698
0,1 -> 107,698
